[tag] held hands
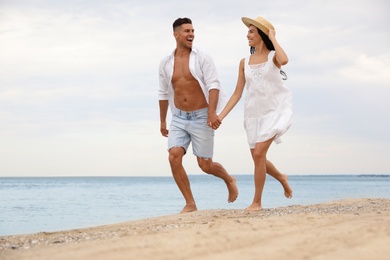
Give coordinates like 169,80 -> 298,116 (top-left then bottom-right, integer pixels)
208,113 -> 222,130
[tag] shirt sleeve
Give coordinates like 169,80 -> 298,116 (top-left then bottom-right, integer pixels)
199,52 -> 221,92
158,57 -> 169,100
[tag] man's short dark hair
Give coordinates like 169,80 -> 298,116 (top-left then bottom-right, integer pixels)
173,17 -> 192,31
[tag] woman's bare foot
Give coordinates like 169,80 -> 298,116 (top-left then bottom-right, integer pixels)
281,174 -> 293,199
180,204 -> 197,213
227,176 -> 238,203
245,203 -> 262,211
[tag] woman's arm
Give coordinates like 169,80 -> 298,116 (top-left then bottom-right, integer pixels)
218,58 -> 246,121
268,29 -> 288,68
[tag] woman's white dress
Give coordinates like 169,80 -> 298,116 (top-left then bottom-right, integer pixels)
243,51 -> 293,148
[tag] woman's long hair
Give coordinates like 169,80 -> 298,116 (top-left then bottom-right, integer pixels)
250,27 -> 287,80
252,28 -> 274,52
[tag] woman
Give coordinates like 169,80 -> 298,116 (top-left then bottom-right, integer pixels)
218,16 -> 293,211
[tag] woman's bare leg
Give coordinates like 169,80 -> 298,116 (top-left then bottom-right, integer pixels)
246,138 -> 273,211
266,160 -> 293,198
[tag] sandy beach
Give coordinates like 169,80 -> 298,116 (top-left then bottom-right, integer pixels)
1,198 -> 389,260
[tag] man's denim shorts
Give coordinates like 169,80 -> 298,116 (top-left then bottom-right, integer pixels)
168,107 -> 214,158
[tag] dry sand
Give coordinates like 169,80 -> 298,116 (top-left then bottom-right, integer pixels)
1,198 -> 389,260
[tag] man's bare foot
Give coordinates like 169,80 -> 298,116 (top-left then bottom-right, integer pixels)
227,176 -> 238,203
281,174 -> 293,199
180,204 -> 197,213
245,203 -> 262,211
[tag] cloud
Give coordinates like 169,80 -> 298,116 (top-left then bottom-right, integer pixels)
0,0 -> 389,176
339,53 -> 390,85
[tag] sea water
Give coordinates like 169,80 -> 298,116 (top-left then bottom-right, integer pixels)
0,174 -> 389,236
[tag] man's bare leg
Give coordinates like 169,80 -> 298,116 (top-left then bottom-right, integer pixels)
169,147 -> 197,213
266,160 -> 293,198
197,157 -> 238,203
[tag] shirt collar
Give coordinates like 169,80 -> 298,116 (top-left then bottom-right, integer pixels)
170,46 -> 198,56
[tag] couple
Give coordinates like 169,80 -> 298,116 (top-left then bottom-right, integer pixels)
158,16 -> 293,213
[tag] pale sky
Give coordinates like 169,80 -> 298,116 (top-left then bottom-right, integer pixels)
0,0 -> 389,177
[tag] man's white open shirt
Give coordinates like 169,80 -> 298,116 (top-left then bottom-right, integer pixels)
158,47 -> 229,114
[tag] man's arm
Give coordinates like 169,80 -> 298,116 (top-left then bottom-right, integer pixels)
199,52 -> 223,130
159,100 -> 169,137
208,89 -> 221,130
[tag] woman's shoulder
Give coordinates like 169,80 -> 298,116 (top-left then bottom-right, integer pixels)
241,56 -> 251,64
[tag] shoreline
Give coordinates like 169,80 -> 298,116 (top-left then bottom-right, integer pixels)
1,198 -> 390,259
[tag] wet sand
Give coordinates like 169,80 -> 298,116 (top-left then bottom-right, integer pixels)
1,198 -> 389,260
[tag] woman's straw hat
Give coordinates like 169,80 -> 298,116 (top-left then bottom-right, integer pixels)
241,16 -> 274,36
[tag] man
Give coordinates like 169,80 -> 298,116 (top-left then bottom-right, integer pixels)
158,17 -> 238,213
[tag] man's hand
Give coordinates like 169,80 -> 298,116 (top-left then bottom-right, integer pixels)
208,113 -> 222,130
160,122 -> 169,137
